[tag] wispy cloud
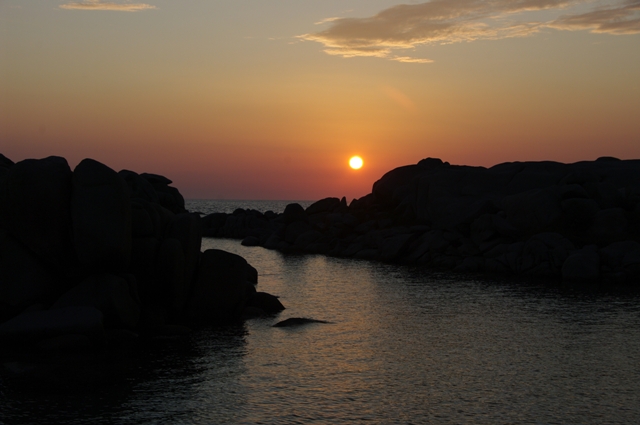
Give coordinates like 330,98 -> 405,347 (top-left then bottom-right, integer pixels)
60,0 -> 155,12
315,17 -> 342,25
392,56 -> 434,63
551,0 -> 640,34
300,0 -> 639,63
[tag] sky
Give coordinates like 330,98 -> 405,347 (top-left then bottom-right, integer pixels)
1,0 -> 639,200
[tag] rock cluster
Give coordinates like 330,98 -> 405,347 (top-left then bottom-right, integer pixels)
203,157 -> 640,290
0,154 -> 283,354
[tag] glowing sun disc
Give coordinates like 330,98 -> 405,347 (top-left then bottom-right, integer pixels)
349,156 -> 363,170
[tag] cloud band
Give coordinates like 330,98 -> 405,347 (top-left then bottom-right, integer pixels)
60,1 -> 156,12
300,0 -> 640,63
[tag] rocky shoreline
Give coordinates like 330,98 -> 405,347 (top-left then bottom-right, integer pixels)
201,157 -> 640,291
0,154 -> 283,356
2,154 -> 639,357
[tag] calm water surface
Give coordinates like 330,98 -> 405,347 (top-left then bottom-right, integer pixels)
1,201 -> 639,424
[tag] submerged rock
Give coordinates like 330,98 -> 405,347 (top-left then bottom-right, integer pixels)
273,317 -> 331,327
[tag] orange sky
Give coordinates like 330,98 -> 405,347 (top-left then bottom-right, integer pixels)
2,0 -> 639,200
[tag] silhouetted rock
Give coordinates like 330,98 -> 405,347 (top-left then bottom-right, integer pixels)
72,158 -> 132,272
241,235 -> 260,246
589,208 -> 628,245
246,292 -> 285,314
0,153 -> 279,357
202,157 -> 640,289
164,213 -> 202,312
119,169 -> 159,203
0,306 -> 104,344
0,230 -> 56,322
186,249 -> 256,322
562,245 -> 600,281
306,197 -> 342,215
153,238 -> 186,320
3,156 -> 74,270
599,241 -> 640,286
36,334 -> 93,353
0,154 -> 14,169
6,150 -> 640,353
282,203 -> 306,223
140,173 -> 185,214
51,274 -> 140,329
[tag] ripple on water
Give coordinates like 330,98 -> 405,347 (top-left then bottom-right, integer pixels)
1,235 -> 639,424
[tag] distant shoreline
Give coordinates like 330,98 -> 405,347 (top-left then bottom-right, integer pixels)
196,157 -> 640,292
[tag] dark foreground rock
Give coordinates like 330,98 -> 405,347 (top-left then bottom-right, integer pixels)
0,154 -> 283,357
201,157 -> 640,291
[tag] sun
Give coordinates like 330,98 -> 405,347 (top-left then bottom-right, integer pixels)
349,156 -> 363,170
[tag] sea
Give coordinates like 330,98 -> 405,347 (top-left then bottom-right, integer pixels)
1,199 -> 639,424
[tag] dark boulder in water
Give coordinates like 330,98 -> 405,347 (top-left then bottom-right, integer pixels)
247,292 -> 285,314
186,249 -> 257,323
273,317 -> 330,327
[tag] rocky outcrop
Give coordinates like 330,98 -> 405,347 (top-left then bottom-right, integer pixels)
0,154 -> 281,355
201,157 -> 640,291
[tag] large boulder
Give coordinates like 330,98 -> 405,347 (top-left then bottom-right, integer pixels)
201,212 -> 228,236
599,241 -> 640,284
377,232 -> 416,262
284,220 -> 314,245
2,156 -> 74,270
140,173 -> 185,214
0,153 -> 14,169
51,274 -> 140,329
119,169 -> 159,203
130,200 -> 156,237
504,161 -> 565,194
164,213 -> 202,293
72,159 -> 132,272
561,245 -> 600,281
589,208 -> 629,246
518,232 -> 574,276
186,249 -> 256,322
503,188 -> 562,236
282,203 -> 307,224
470,213 -> 518,246
153,238 -> 186,319
306,197 -> 342,215
560,198 -> 600,240
0,155 -> 14,224
245,292 -> 285,315
0,306 -> 104,344
0,231 -> 56,321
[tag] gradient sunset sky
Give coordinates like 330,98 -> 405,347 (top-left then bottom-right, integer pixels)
2,0 -> 639,200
